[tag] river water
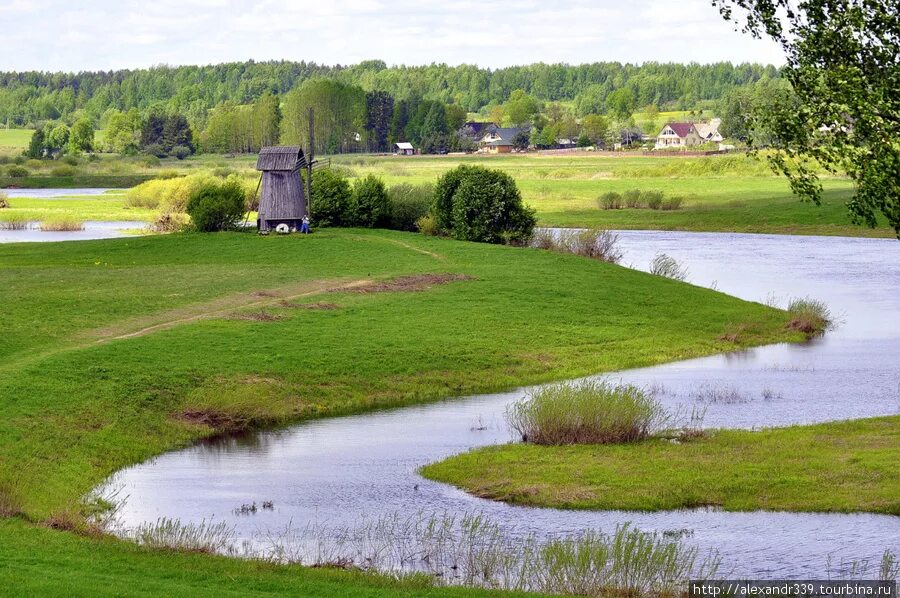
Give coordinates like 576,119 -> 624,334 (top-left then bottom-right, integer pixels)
2,188 -> 124,198
102,231 -> 900,578
0,220 -> 147,243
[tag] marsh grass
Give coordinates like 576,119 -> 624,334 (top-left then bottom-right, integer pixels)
533,228 -> 622,264
251,512 -> 719,596
125,517 -> 237,554
507,380 -> 669,445
0,212 -> 29,230
649,253 -> 689,281
0,190 -> 8,209
599,189 -> 683,211
40,216 -> 84,231
786,297 -> 832,336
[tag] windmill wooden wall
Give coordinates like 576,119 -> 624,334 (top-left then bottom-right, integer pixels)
256,146 -> 307,232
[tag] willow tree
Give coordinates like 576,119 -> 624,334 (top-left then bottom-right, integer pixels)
713,0 -> 900,236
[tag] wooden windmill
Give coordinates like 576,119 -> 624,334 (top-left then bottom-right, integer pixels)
255,108 -> 316,233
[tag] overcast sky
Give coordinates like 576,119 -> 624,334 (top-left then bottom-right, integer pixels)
0,0 -> 784,72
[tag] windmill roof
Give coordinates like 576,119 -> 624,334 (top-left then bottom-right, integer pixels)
256,146 -> 305,171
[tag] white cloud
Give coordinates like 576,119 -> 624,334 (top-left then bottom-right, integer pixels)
0,0 -> 784,72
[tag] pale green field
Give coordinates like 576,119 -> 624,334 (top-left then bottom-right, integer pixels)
0,128 -> 31,155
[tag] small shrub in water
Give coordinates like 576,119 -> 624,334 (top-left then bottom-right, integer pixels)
0,191 -> 8,209
0,213 -> 29,230
650,253 -> 689,281
530,228 -> 558,250
39,216 -> 84,231
786,297 -> 832,336
506,380 -> 669,445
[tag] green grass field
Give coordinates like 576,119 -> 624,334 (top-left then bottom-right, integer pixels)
0,128 -> 32,155
4,150 -> 891,237
0,229 -> 802,594
422,417 -> 900,514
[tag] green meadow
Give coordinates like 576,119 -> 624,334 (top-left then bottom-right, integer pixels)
0,229 -> 802,594
422,416 -> 900,514
4,150 -> 890,237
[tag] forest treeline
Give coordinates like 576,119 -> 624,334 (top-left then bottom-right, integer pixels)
0,60 -> 777,128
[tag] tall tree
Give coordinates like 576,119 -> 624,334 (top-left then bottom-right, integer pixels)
713,0 -> 900,236
365,90 -> 394,152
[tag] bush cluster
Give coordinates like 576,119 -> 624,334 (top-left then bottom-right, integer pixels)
387,183 -> 433,231
5,165 -> 29,178
433,165 -> 536,244
598,189 -> 683,210
185,177 -> 247,232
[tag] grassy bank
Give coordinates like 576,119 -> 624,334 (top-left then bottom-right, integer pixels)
2,192 -> 154,223
422,416 -> 900,514
4,151 -> 893,237
0,229 -> 801,593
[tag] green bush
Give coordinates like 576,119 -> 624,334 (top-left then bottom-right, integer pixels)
506,380 -> 668,445
185,177 -> 247,232
309,168 -> 352,227
416,214 -> 439,236
50,165 -> 76,177
435,165 -> 535,244
351,174 -> 390,228
62,155 -> 81,166
387,183 -> 433,231
171,145 -> 192,160
598,191 -> 622,210
6,165 -> 28,178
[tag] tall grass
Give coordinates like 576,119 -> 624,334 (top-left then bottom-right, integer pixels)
506,380 -> 669,445
649,253 -> 689,281
786,297 -> 832,336
533,228 -> 623,264
0,190 -> 8,209
599,189 -> 684,210
124,517 -> 237,554
0,212 -> 29,230
250,512 -> 719,596
388,183 -> 433,231
40,216 -> 84,231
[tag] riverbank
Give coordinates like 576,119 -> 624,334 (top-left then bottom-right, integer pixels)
421,416 -> 900,514
0,229 -> 800,593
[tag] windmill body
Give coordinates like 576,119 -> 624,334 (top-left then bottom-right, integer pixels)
256,145 -> 307,233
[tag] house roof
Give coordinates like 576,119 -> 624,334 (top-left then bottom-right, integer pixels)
463,121 -> 498,134
395,142 -> 414,150
662,122 -> 695,138
256,146 -> 305,171
694,119 -> 722,140
485,127 -> 528,145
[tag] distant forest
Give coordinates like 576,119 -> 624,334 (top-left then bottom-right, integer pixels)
0,60 -> 778,127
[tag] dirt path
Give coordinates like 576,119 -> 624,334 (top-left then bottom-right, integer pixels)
349,234 -> 446,261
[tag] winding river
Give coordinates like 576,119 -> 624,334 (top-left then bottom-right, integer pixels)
102,231 -> 900,578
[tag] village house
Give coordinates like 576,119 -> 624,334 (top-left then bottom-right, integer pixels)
655,120 -> 722,149
459,121 -> 498,142
393,142 -> 415,156
479,127 -> 528,153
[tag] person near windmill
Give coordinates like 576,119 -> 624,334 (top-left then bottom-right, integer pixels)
300,213 -> 310,234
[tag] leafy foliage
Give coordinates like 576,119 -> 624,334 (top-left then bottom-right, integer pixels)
309,167 -> 353,227
386,183 -> 433,232
434,165 -> 536,244
185,177 -> 247,232
351,174 -> 391,228
714,0 -> 900,236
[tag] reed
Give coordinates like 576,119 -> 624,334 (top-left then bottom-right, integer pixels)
39,216 -> 84,231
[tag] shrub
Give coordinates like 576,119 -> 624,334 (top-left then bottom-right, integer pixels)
309,168 -> 353,227
561,229 -> 623,264
25,159 -> 44,170
62,155 -> 81,166
0,213 -> 29,230
39,216 -> 83,231
126,172 -> 238,211
598,191 -> 622,210
622,189 -> 643,208
649,253 -> 689,281
186,177 -> 247,232
351,174 -> 390,228
416,214 -> 439,236
151,209 -> 190,233
144,144 -> 167,158
645,192 -> 664,210
171,145 -> 192,160
661,196 -> 684,210
0,190 -> 8,209
530,228 -> 557,250
6,165 -> 28,178
140,155 -> 161,168
507,380 -> 669,445
435,165 -> 535,244
387,183 -> 433,231
50,165 -> 76,177
786,297 -> 832,336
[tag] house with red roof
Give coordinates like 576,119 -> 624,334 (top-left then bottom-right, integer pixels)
655,122 -> 704,149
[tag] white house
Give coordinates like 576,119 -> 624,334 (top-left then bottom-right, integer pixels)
393,142 -> 415,156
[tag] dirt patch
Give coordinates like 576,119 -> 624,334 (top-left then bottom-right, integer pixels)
348,273 -> 474,294
226,310 -> 286,322
280,300 -> 341,310
178,409 -> 242,432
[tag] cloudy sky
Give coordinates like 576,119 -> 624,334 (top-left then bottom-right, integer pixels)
0,0 -> 783,72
